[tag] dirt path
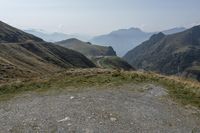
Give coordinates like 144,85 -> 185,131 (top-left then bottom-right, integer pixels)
0,83 -> 199,133
96,57 -> 103,68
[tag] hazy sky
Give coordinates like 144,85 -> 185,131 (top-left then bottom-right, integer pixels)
0,0 -> 200,35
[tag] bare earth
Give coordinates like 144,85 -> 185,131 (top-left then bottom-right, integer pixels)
0,83 -> 200,133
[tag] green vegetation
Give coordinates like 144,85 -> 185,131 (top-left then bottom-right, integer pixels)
56,38 -> 116,57
0,69 -> 200,108
0,41 -> 95,81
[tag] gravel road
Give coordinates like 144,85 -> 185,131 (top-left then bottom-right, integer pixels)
0,83 -> 199,133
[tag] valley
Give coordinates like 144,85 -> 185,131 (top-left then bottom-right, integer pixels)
0,7 -> 200,132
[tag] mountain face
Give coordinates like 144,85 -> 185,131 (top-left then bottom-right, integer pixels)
0,21 -> 43,43
56,38 -> 116,58
24,27 -> 186,57
123,26 -> 200,80
91,27 -> 186,57
24,29 -> 91,42
91,28 -> 152,56
0,21 -> 95,80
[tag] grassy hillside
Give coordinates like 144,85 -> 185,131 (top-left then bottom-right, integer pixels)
0,69 -> 199,108
0,41 -> 95,82
0,21 -> 43,43
56,38 -> 116,57
124,26 -> 200,80
56,38 -> 133,70
0,22 -> 95,82
92,56 -> 134,71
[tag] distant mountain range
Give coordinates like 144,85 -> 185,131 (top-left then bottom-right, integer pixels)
0,21 -> 134,81
0,21 -> 95,80
91,27 -> 186,56
1,20 -> 200,80
24,27 -> 186,57
56,38 -> 116,58
91,28 -> 152,56
24,29 -> 92,42
123,25 -> 200,80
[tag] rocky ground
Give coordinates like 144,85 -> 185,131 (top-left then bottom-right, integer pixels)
0,83 -> 200,133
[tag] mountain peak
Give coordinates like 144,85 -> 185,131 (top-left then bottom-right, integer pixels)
66,38 -> 80,41
56,38 -> 116,57
110,27 -> 144,35
149,32 -> 165,42
59,38 -> 82,44
129,27 -> 143,32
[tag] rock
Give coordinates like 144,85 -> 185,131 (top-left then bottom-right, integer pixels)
110,117 -> 117,122
70,96 -> 74,99
57,117 -> 70,122
67,123 -> 72,126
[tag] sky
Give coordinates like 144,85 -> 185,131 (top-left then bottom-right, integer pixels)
0,0 -> 200,35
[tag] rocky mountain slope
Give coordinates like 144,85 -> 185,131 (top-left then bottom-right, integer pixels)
123,26 -> 200,80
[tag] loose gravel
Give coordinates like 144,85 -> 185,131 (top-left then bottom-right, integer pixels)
0,83 -> 199,133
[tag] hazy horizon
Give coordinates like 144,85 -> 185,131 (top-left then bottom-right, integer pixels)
0,0 -> 200,36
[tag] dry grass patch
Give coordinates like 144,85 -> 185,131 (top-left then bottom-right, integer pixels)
0,68 -> 200,108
